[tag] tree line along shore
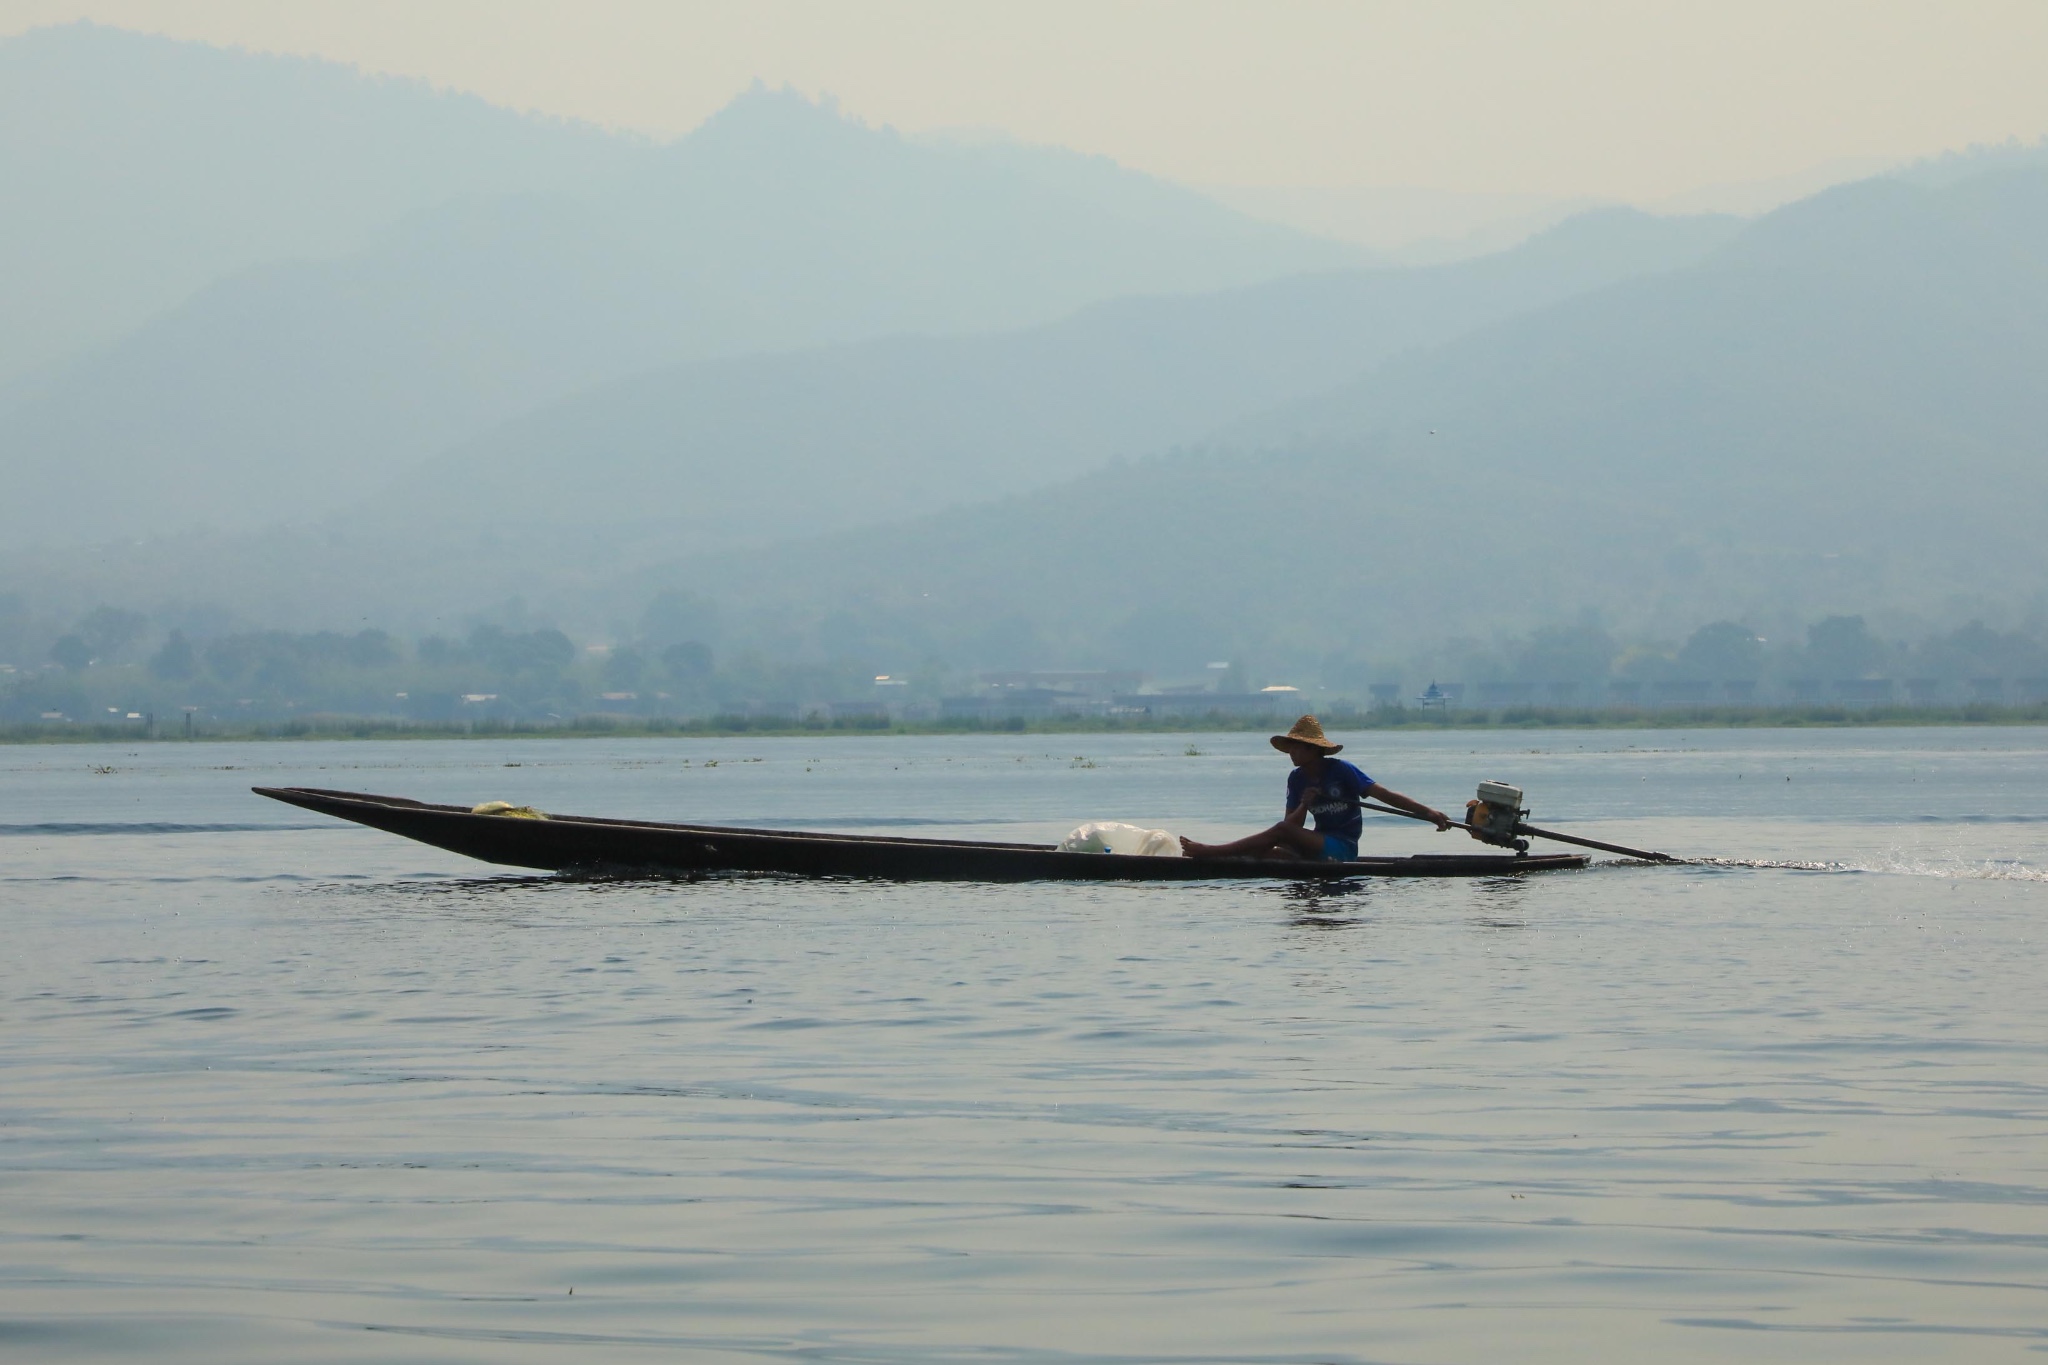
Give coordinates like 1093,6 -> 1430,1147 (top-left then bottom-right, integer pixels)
7,609 -> 2048,733
7,701 -> 2048,745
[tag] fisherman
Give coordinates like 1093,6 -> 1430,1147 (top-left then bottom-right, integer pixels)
1179,714 -> 1451,861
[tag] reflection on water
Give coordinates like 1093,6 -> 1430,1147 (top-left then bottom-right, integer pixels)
2,727 -> 2046,1363
1279,878 -> 1376,929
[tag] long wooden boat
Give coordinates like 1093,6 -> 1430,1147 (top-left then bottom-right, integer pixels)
255,786 -> 1590,882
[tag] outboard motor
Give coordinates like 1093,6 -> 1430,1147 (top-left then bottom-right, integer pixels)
1465,780 -> 1530,854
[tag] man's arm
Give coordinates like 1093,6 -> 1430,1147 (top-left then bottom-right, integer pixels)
1364,783 -> 1451,831
1285,787 -> 1318,827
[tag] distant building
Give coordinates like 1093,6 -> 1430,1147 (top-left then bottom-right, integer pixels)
979,670 -> 1144,697
1114,691 -> 1297,717
1416,681 -> 1459,711
946,669 -> 1159,720
944,689 -> 1092,719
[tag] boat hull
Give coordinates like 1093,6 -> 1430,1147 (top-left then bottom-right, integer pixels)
255,786 -> 1590,882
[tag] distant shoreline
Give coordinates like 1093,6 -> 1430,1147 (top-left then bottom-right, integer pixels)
7,703 -> 2048,744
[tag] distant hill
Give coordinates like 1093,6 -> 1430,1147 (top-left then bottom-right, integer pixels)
356,207 -> 1738,554
9,157 -> 2043,677
0,22 -> 639,383
0,207 -> 1735,629
0,48 -> 1358,545
1896,136 -> 2048,189
621,167 -> 2048,673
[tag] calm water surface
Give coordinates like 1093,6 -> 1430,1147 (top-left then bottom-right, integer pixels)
2,728 -> 2044,1362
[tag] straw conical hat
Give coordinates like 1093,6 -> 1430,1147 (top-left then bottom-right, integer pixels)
1270,714 -> 1342,754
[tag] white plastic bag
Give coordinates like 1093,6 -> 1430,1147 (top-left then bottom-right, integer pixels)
1058,821 -> 1182,857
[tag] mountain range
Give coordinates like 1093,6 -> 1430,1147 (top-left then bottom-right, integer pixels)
0,22 -> 637,385
2,22 -> 2044,686
0,24 -> 1354,544
356,207 -> 1739,556
623,166 -> 2048,672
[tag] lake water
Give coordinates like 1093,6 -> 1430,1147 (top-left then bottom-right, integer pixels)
2,727 -> 2044,1363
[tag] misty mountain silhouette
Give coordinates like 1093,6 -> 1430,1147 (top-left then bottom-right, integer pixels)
4,26 -> 2043,667
0,22 -> 637,383
355,207 -> 1737,551
0,50 -> 1356,545
10,165 -> 2036,665
620,166 -> 2048,663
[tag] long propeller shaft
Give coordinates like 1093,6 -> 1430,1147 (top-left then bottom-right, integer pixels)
1360,800 -> 1682,864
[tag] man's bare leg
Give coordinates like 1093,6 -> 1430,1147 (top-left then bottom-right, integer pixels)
1181,821 -> 1326,860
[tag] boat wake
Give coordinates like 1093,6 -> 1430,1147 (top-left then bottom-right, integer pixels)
1679,855 -> 2048,881
1855,853 -> 2048,881
1680,856 -> 1859,873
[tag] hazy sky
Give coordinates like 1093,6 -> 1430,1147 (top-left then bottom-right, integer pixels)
6,0 -> 2048,199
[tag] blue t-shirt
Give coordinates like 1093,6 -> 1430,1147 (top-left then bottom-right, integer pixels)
1286,758 -> 1375,844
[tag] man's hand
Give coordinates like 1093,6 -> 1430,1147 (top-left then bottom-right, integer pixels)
1425,807 -> 1452,832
